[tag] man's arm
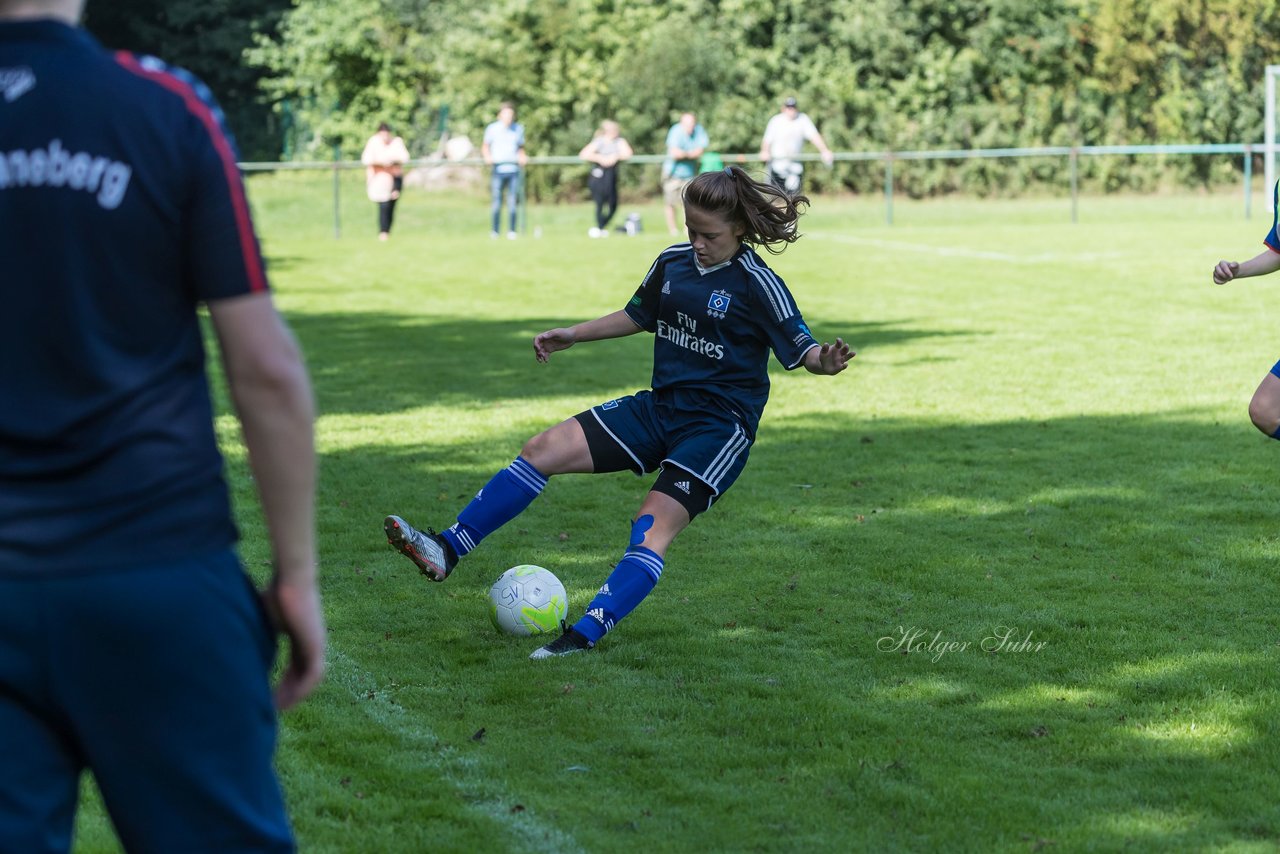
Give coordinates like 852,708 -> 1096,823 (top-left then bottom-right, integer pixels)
208,292 -> 325,711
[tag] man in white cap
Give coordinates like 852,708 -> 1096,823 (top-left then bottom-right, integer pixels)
759,96 -> 834,195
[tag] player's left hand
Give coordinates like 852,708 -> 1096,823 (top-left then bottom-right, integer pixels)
822,151 -> 835,168
816,337 -> 854,375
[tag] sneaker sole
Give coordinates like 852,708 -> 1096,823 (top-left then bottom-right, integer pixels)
529,645 -> 587,660
383,516 -> 449,582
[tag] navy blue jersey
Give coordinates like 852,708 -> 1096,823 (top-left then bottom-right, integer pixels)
624,243 -> 818,434
0,20 -> 267,575
1266,181 -> 1280,253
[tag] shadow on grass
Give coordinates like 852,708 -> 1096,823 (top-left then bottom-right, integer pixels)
223,374 -> 1280,848
699,412 -> 1280,849
281,312 -> 971,415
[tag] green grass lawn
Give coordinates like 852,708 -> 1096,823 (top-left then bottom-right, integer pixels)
75,172 -> 1280,852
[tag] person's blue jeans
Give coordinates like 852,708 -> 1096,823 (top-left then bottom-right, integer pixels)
491,169 -> 520,234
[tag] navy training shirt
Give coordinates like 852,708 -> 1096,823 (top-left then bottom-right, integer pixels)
624,243 -> 819,435
0,20 -> 268,575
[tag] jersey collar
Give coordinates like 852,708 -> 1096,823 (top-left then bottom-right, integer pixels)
692,243 -> 746,276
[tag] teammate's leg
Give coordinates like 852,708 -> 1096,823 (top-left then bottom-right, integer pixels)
387,414 -> 613,579
437,419 -> 593,560
1249,369 -> 1280,437
532,409 -> 752,656
571,489 -> 691,644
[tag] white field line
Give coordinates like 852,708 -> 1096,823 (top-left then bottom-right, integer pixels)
806,231 -> 1125,264
326,647 -> 584,854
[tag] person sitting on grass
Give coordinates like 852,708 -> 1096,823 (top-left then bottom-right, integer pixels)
384,165 -> 853,659
1214,181 -> 1280,437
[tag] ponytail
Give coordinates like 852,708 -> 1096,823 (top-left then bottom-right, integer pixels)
682,165 -> 808,253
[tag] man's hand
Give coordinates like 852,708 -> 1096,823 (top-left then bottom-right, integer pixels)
262,574 -> 326,711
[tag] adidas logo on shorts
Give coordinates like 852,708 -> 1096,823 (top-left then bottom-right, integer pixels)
674,480 -> 691,494
662,280 -> 671,294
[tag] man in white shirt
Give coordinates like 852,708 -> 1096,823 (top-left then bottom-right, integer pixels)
759,97 -> 833,195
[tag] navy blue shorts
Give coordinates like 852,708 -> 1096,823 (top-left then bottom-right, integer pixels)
0,549 -> 292,854
582,390 -> 753,511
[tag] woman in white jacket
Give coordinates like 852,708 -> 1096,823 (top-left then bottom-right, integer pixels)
362,122 -> 410,240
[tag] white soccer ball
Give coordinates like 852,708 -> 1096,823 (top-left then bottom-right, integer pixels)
488,565 -> 568,636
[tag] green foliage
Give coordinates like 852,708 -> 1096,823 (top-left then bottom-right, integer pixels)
247,0 -> 1280,195
83,0 -> 292,160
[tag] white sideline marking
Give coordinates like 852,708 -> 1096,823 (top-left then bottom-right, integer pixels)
327,648 -> 584,853
806,231 -> 1124,264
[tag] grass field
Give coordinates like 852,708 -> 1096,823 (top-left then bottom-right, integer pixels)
76,172 -> 1280,852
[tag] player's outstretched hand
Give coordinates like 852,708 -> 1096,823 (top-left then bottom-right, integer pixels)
815,337 -> 854,375
534,327 -> 576,363
1213,260 -> 1240,285
262,574 -> 326,711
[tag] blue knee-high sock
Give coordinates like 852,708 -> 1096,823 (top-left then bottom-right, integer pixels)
442,457 -> 547,557
574,546 -> 664,644
1271,425 -> 1280,440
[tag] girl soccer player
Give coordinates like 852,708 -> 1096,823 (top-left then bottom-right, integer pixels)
385,165 -> 853,658
1213,182 -> 1280,436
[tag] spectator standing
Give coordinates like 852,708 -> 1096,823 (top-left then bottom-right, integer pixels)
0,1 -> 325,851
759,96 -> 834,195
579,119 -> 633,238
482,101 -> 527,239
661,111 -> 709,235
362,121 -> 410,241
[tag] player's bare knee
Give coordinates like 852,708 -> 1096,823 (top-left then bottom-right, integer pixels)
519,429 -> 555,468
1249,398 -> 1280,435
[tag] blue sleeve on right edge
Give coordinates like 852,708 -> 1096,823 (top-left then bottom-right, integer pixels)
1266,182 -> 1280,252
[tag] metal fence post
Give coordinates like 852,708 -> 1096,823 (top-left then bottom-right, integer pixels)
884,153 -> 894,226
1245,144 -> 1253,220
1069,147 -> 1079,224
332,143 -> 342,240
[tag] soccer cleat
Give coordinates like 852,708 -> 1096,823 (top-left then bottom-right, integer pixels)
384,515 -> 457,582
529,623 -> 594,660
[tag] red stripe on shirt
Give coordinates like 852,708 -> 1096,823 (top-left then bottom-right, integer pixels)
112,52 -> 268,293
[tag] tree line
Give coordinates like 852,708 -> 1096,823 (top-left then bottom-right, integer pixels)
86,0 -> 1280,198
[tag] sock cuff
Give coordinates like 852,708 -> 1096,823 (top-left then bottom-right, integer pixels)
508,456 -> 548,495
622,545 -> 665,583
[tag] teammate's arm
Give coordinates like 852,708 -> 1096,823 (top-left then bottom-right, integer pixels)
208,292 -> 325,711
534,309 -> 642,363
1213,249 -> 1280,285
